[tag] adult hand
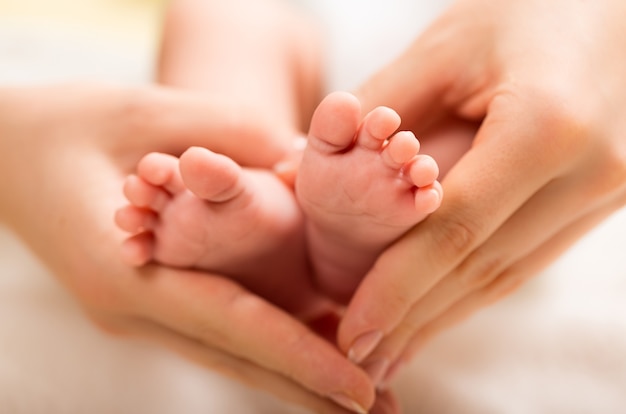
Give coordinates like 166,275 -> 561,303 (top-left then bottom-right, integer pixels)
0,84 -> 377,413
339,0 -> 626,385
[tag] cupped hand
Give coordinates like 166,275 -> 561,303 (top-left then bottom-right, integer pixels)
0,84 -> 378,413
339,0 -> 626,385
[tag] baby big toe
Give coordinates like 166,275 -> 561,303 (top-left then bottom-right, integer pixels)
179,146 -> 244,203
307,91 -> 361,153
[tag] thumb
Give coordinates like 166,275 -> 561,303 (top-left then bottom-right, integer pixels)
354,36 -> 452,132
354,3 -> 492,134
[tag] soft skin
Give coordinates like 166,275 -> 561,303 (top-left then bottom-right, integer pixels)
0,84 -> 376,413
339,0 -> 626,386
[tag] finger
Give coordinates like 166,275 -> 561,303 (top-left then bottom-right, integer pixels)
354,31 -> 452,131
370,389 -> 401,414
132,266 -> 375,413
353,3 -> 492,133
399,198 -> 626,364
122,87 -> 295,168
361,165 -> 618,368
110,316 -> 354,414
338,94 -> 577,361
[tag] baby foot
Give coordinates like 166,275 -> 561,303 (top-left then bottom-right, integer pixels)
296,91 -> 442,303
115,147 -> 317,314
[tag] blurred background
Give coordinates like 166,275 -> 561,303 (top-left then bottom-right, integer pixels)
0,0 -> 166,84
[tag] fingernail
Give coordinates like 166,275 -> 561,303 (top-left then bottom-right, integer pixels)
348,330 -> 383,364
328,392 -> 368,414
362,358 -> 390,386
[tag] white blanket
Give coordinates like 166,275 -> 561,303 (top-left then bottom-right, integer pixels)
1,2 -> 625,412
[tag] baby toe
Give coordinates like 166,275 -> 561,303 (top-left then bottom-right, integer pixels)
357,106 -> 401,151
123,175 -> 170,212
137,152 -> 185,194
120,232 -> 155,267
307,91 -> 361,153
414,182 -> 443,215
381,131 -> 420,169
408,155 -> 440,188
115,205 -> 158,234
